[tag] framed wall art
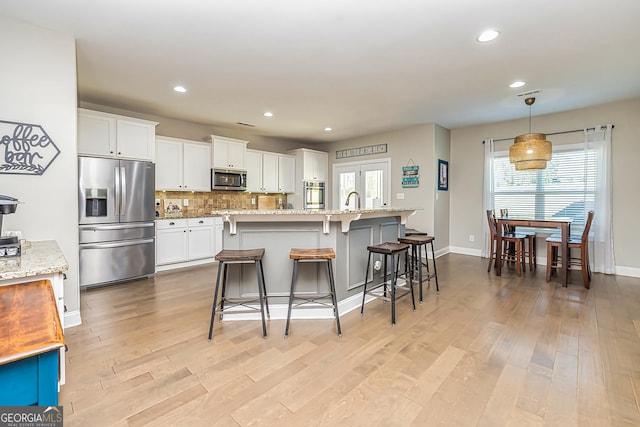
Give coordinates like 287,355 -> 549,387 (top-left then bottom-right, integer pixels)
438,159 -> 448,191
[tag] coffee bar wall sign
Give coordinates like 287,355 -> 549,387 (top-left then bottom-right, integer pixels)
0,119 -> 60,175
402,160 -> 419,188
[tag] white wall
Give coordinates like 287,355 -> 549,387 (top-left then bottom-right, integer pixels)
0,16 -> 80,321
450,98 -> 640,275
434,125 -> 451,252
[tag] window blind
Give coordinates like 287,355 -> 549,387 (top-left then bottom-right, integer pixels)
493,144 -> 596,231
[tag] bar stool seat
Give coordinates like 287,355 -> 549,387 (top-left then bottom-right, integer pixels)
360,242 -> 415,326
398,234 -> 440,302
285,248 -> 341,337
404,228 -> 426,236
208,248 -> 269,340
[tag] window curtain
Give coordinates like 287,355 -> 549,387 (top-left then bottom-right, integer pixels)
585,124 -> 615,274
481,139 -> 495,258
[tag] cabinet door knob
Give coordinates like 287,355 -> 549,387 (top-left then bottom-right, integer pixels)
169,222 -> 175,225
199,220 -> 204,224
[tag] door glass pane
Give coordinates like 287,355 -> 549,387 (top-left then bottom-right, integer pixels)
338,172 -> 356,210
364,170 -> 383,209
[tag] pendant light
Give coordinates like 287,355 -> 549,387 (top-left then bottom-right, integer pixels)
509,97 -> 552,171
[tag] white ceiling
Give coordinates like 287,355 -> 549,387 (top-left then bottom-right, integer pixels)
3,0 -> 640,142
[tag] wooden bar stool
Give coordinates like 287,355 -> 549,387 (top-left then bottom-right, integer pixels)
285,248 -> 341,337
398,234 -> 440,302
208,248 -> 269,339
360,242 -> 415,326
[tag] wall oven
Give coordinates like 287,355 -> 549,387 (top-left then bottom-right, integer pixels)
212,168 -> 247,191
304,181 -> 325,209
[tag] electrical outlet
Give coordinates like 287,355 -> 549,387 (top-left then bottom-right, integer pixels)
251,197 -> 256,205
183,199 -> 189,207
469,234 -> 475,242
396,192 -> 405,200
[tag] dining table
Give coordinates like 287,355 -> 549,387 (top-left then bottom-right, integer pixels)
495,215 -> 574,287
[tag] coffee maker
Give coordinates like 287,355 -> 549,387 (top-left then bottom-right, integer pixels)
0,195 -> 21,257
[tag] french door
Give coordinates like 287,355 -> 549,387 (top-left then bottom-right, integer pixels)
333,159 -> 391,210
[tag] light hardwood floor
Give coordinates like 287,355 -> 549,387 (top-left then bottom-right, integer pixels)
60,253 -> 640,426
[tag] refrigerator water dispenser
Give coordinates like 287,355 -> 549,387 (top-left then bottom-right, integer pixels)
84,188 -> 107,217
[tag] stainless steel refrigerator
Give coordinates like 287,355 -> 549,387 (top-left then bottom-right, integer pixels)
78,156 -> 155,288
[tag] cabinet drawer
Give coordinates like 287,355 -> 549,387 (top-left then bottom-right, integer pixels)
188,217 -> 215,227
156,219 -> 188,229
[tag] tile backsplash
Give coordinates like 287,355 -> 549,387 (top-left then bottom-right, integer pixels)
155,191 -> 288,217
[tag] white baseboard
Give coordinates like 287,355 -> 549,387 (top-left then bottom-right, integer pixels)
449,246 -> 482,257
616,266 -> 640,278
64,310 -> 82,328
156,257 -> 215,273
450,246 -> 640,279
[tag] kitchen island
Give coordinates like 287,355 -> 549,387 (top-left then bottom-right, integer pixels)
0,240 -> 69,385
214,208 -> 417,319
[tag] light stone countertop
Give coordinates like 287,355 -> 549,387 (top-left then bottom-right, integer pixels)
211,207 -> 419,215
213,207 -> 419,234
0,240 -> 69,280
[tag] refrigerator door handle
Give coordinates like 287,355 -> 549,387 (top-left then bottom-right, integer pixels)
80,238 -> 155,250
114,166 -> 120,216
79,223 -> 155,231
120,166 -> 127,213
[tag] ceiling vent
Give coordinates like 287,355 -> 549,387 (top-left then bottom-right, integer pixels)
236,122 -> 255,127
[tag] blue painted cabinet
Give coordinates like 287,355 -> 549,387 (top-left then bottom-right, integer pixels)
0,350 -> 60,406
0,280 -> 64,406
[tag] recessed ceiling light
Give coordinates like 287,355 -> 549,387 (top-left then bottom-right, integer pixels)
263,111 -> 273,117
510,81 -> 526,88
476,29 -> 500,43
172,85 -> 187,93
324,127 -> 332,132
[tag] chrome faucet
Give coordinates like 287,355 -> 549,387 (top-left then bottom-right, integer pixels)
344,191 -> 361,210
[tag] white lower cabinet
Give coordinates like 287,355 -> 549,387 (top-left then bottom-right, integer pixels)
156,219 -> 189,265
188,218 -> 216,260
156,217 -> 222,271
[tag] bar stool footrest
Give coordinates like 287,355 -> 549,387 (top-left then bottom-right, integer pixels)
288,294 -> 337,310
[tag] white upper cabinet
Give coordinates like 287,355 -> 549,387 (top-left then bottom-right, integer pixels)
303,149 -> 328,181
183,142 -> 211,191
290,148 -> 329,182
246,149 -> 295,193
155,138 -> 183,190
245,149 -> 263,192
156,136 -> 211,191
262,152 -> 279,192
78,108 -> 157,161
278,154 -> 295,193
211,135 -> 248,170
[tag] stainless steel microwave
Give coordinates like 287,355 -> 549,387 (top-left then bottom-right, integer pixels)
212,168 -> 247,191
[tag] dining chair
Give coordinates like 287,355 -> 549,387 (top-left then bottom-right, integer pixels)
486,210 -> 527,276
545,211 -> 595,288
500,209 -> 537,271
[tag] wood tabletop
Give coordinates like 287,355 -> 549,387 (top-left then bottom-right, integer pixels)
0,280 -> 65,365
